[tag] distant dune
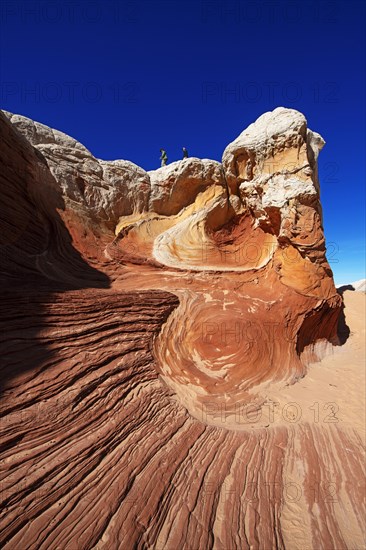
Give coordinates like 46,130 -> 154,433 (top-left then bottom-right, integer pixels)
352,279 -> 366,292
338,279 -> 366,292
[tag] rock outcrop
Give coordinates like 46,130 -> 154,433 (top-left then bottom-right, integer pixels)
148,158 -> 225,215
222,107 -> 331,296
1,108 -> 364,550
3,111 -> 151,230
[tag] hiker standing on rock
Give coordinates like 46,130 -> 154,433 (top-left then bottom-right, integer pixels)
160,148 -> 168,167
182,147 -> 188,159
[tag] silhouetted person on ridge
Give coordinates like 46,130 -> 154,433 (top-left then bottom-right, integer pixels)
182,147 -> 188,159
160,148 -> 168,167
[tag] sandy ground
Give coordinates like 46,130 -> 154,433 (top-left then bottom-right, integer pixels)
261,290 -> 366,436
256,289 -> 366,550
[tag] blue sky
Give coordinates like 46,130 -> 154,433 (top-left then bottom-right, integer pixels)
0,0 -> 365,285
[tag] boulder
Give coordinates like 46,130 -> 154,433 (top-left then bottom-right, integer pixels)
148,157 -> 225,215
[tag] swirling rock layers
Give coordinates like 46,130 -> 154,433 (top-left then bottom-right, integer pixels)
1,108 -> 364,549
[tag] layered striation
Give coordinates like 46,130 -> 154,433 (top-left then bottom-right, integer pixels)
0,108 -> 364,549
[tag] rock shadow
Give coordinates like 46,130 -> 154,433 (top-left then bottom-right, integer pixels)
0,113 -> 110,398
336,286 -> 353,345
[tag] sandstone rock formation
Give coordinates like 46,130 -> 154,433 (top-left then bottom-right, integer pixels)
148,158 -> 225,215
1,108 -> 364,549
3,111 -> 151,230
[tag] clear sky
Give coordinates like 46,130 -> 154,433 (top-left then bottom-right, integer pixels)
0,0 -> 365,285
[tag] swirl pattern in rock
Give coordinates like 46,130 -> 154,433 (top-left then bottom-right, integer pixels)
0,108 -> 364,549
